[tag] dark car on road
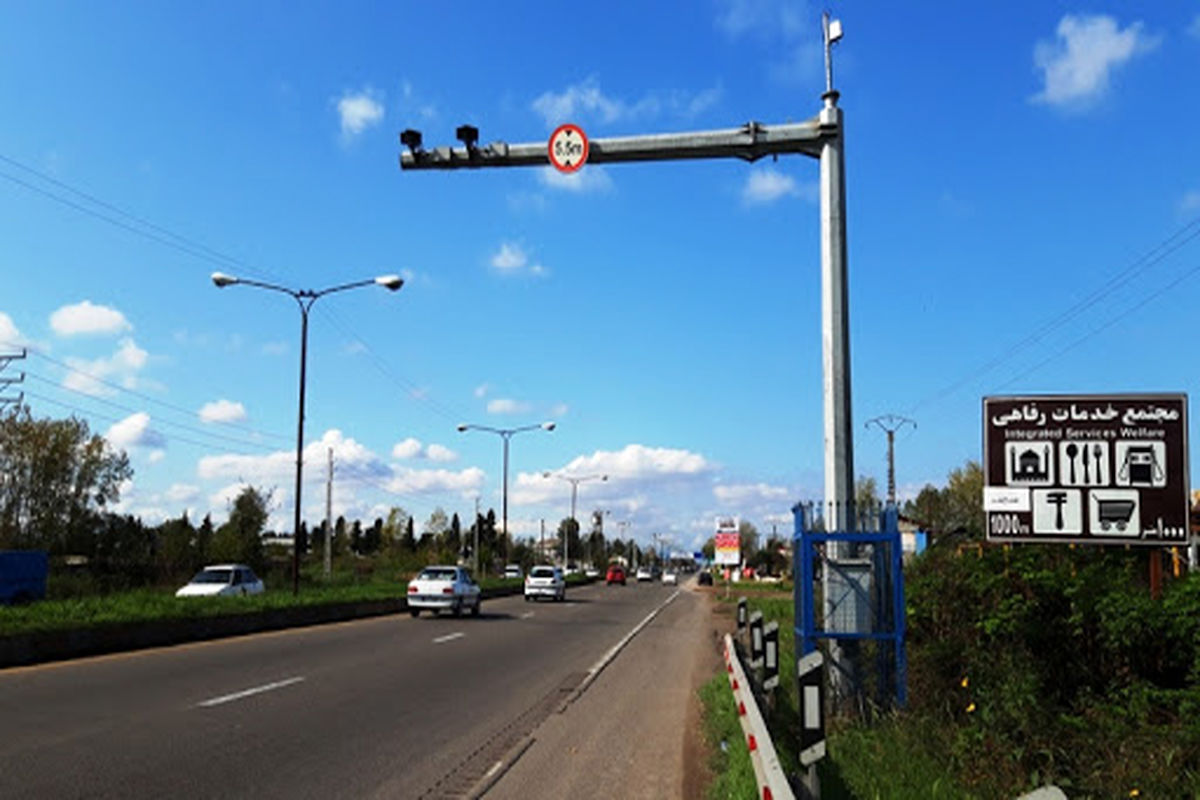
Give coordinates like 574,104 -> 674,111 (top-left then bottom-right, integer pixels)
606,565 -> 626,585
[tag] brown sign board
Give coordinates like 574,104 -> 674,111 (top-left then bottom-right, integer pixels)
983,394 -> 1189,545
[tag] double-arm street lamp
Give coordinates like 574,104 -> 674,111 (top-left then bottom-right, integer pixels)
212,271 -> 404,594
456,421 -> 555,565
543,472 -> 607,571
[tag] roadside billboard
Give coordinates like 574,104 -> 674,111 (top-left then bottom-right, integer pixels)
714,516 -> 741,565
983,394 -> 1189,545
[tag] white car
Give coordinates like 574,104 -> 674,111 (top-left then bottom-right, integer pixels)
635,566 -> 653,582
662,570 -> 678,586
407,566 -> 481,617
524,565 -> 565,602
503,564 -> 523,580
175,564 -> 264,598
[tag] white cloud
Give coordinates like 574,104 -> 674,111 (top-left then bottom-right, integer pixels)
105,412 -> 166,450
474,383 -> 490,399
337,87 -> 385,138
531,78 -> 723,127
63,337 -> 149,396
199,398 -> 247,424
537,166 -> 614,194
713,482 -> 790,504
386,466 -> 486,496
513,443 -> 714,507
715,0 -> 819,83
487,398 -> 532,415
550,403 -> 569,417
742,168 -> 808,206
1180,190 -> 1200,215
715,0 -> 805,39
399,80 -> 438,121
426,444 -> 458,463
49,300 -> 131,337
489,242 -> 549,277
147,449 -> 166,464
199,429 -> 388,483
392,437 -> 423,459
1188,15 -> 1200,40
0,312 -> 22,347
166,483 -> 201,503
261,341 -> 288,356
1031,15 -> 1159,109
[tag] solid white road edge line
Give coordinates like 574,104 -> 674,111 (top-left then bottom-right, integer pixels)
196,676 -> 305,708
433,632 -> 465,644
586,589 -> 680,678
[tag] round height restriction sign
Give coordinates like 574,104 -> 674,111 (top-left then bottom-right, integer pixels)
548,123 -> 588,173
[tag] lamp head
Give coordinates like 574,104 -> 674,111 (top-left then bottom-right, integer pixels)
541,421 -> 556,431
375,274 -> 404,291
400,129 -> 423,152
601,475 -> 609,482
542,471 -> 552,478
456,125 -> 479,149
211,272 -> 239,288
457,423 -> 469,433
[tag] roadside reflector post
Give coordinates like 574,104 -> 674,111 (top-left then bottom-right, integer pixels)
737,596 -> 748,652
750,610 -> 765,678
763,621 -> 780,695
798,649 -> 827,798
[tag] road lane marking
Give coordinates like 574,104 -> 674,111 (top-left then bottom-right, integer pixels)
575,589 -> 681,696
433,632 -> 465,644
484,760 -> 503,779
196,676 -> 305,708
520,611 -> 535,619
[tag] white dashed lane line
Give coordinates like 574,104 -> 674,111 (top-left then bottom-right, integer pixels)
433,632 -> 465,644
196,676 -> 305,708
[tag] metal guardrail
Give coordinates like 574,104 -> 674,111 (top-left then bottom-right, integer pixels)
723,633 -> 795,800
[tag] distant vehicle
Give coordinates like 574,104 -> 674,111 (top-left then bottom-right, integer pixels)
662,569 -> 678,586
584,566 -> 600,579
698,571 -> 714,586
524,565 -> 565,602
606,565 -> 626,585
176,564 -> 264,598
503,564 -> 523,580
407,566 -> 481,617
0,550 -> 48,605
636,566 -> 653,582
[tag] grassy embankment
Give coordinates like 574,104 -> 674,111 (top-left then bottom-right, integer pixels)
700,543 -> 1200,798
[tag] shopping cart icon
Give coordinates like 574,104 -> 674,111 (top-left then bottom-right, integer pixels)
1095,498 -> 1136,532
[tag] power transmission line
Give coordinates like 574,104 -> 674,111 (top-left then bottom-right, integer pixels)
906,213 -> 1200,412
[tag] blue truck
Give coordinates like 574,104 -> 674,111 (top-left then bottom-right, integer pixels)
0,551 -> 48,604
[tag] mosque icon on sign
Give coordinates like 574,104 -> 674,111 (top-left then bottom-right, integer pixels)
1005,443 -> 1054,487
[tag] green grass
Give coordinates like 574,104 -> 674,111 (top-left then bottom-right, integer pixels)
698,673 -> 759,799
0,567 -> 531,637
706,591 -> 971,799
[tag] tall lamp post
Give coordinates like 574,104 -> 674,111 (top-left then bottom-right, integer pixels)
212,271 -> 404,595
457,421 -> 556,566
543,472 -> 607,571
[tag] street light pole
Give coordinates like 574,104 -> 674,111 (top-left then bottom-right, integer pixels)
543,472 -> 607,571
212,271 -> 403,595
457,421 -> 556,567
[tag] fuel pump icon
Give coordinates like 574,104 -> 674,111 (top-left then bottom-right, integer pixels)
1117,444 -> 1164,487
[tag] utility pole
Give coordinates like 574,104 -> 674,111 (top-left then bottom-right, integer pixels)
324,447 -> 333,578
865,415 -> 917,506
474,494 -> 480,576
0,348 -> 26,411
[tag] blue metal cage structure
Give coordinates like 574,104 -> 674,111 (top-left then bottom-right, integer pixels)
793,501 -> 907,709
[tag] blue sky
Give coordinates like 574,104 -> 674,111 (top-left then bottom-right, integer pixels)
2,2 -> 1198,553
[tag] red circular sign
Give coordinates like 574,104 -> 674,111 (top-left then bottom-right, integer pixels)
548,123 -> 589,173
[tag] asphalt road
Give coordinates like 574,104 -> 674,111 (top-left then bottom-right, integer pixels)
0,578 -> 683,799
